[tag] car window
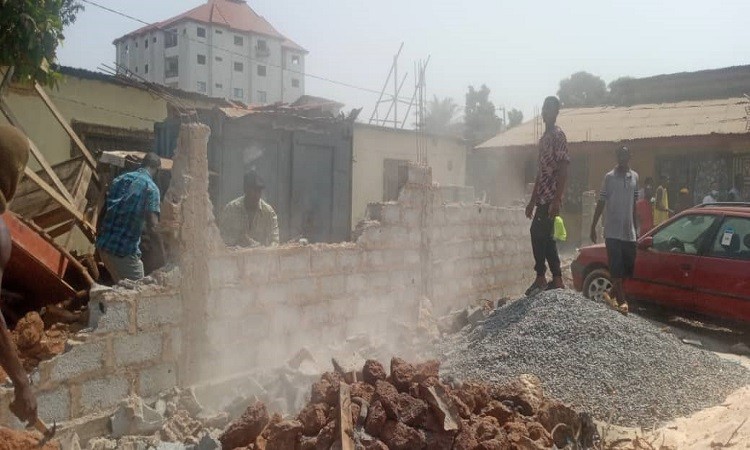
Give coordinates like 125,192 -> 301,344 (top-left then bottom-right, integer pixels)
652,214 -> 717,255
707,216 -> 750,261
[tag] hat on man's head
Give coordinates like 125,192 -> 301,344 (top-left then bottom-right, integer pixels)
0,126 -> 30,214
244,170 -> 265,189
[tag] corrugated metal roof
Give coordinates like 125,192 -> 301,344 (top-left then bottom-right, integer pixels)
478,97 -> 750,149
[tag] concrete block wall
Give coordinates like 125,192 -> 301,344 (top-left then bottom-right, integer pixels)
0,285 -> 183,427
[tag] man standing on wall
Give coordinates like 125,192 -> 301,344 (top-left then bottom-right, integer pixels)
525,96 -> 569,296
218,170 -> 280,248
97,153 -> 163,283
0,125 -> 37,424
653,174 -> 672,226
590,146 -> 639,313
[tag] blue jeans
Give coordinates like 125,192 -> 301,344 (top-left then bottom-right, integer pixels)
99,250 -> 144,282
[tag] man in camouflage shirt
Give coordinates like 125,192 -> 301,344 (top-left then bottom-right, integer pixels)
218,171 -> 279,248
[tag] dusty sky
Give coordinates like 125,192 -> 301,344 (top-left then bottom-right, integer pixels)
59,0 -> 750,124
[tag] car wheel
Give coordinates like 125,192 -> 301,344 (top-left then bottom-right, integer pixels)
583,268 -> 612,302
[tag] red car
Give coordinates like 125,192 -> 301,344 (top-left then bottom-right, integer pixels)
572,204 -> 750,323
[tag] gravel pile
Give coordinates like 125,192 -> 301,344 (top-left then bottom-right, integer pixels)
439,290 -> 750,427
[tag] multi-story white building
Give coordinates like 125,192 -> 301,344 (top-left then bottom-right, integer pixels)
113,0 -> 306,105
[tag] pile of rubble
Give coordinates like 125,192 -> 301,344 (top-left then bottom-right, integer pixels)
0,311 -> 76,381
218,357 -> 598,449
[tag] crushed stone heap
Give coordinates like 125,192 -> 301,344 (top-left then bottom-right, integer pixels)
439,290 -> 750,427
219,357 -> 598,450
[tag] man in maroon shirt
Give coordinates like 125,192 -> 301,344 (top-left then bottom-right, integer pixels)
525,96 -> 569,295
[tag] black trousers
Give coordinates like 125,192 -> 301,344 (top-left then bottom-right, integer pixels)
530,204 -> 562,277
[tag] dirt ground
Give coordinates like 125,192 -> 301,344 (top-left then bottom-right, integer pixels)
602,354 -> 750,449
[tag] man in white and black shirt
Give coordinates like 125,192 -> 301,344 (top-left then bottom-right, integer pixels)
590,146 -> 639,312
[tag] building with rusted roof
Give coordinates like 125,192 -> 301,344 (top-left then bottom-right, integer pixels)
470,97 -> 750,245
113,0 -> 307,105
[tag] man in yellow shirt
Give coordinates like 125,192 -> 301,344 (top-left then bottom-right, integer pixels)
653,174 -> 672,226
218,171 -> 279,248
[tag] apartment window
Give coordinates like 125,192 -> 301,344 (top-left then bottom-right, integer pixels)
197,54 -> 206,65
165,57 -> 178,78
153,37 -> 157,43
256,39 -> 269,56
215,83 -> 223,89
197,81 -> 207,93
197,27 -> 206,38
167,82 -> 178,89
124,44 -> 128,52
291,55 -> 300,65
215,56 -> 223,62
134,66 -> 138,73
144,39 -> 148,48
165,29 -> 178,48
234,62 -> 244,72
233,88 -> 244,99
234,35 -> 243,46
257,91 -> 267,104
291,78 -> 300,88
215,29 -> 223,35
145,64 -> 149,74
135,42 -> 138,48
257,65 -> 266,76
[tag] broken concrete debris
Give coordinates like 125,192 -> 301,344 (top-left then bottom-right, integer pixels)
217,356 -> 598,450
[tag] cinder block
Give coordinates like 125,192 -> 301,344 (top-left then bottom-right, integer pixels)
279,248 -> 311,278
403,208 -> 421,228
240,249 -> 280,283
138,364 -> 177,398
37,386 -> 71,423
136,294 -> 182,330
214,288 -> 256,316
318,275 -> 346,297
80,376 -> 129,415
382,203 -> 402,224
364,250 -> 385,269
49,341 -> 106,384
404,250 -> 421,266
345,273 -> 368,293
208,256 -> 239,286
113,332 -> 163,366
311,249 -> 337,274
256,284 -> 286,307
336,249 -> 362,272
285,277 -> 317,304
89,296 -> 133,334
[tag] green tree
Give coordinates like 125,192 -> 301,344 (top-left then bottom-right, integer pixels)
425,95 -> 459,136
464,85 -> 502,144
607,76 -> 636,106
507,108 -> 523,128
557,71 -> 607,107
0,0 -> 83,86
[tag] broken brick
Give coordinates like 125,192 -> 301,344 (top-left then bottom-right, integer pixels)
381,420 -> 427,450
488,374 -> 543,416
262,418 -> 303,450
390,357 -> 416,392
374,380 -> 400,419
350,381 -> 375,404
363,359 -> 387,385
297,403 -> 329,437
413,359 -> 440,383
456,382 -> 491,414
365,400 -> 387,437
481,400 -> 514,425
219,401 -> 269,450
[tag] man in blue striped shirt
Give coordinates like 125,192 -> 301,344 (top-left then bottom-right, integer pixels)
96,153 -> 162,282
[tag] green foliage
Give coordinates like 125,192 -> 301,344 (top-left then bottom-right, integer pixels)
507,108 -> 523,128
464,85 -> 502,144
0,0 -> 83,86
425,95 -> 459,136
557,71 -> 607,107
607,76 -> 636,106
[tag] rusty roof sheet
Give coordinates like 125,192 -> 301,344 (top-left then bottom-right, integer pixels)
478,97 -> 750,149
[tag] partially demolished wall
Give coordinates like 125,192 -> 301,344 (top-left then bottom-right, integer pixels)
0,124 -> 532,428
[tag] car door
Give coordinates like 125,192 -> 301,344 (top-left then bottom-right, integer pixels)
626,214 -> 719,311
692,215 -> 750,323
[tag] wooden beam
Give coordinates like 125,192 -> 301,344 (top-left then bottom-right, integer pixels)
338,382 -> 355,450
1,99 -> 77,206
33,82 -> 100,184
23,167 -> 95,242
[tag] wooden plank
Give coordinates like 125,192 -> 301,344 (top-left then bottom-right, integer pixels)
62,163 -> 94,250
0,99 -> 77,205
33,82 -> 100,184
23,167 -> 95,241
338,382 -> 355,450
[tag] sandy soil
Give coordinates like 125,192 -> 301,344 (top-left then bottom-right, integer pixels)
602,354 -> 750,449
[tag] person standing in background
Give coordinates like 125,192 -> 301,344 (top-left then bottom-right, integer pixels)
702,181 -> 719,204
524,96 -> 569,296
653,174 -> 672,226
675,187 -> 692,214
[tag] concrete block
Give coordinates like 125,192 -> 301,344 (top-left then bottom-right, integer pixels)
49,341 -> 106,384
136,294 -> 182,330
240,249 -> 280,282
318,275 -> 345,297
403,208 -> 421,227
208,256 -> 239,286
256,283 -> 285,307
404,250 -> 421,266
279,247 -> 311,278
364,250 -> 385,269
138,364 -> 177,398
89,296 -> 133,334
164,328 -> 182,362
114,332 -> 163,366
286,277 -> 317,304
381,203 -> 402,224
311,249 -> 337,274
80,376 -> 129,415
111,397 -> 164,438
336,249 -> 361,272
345,273 -> 368,293
37,386 -> 71,423
215,288 -> 256,316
